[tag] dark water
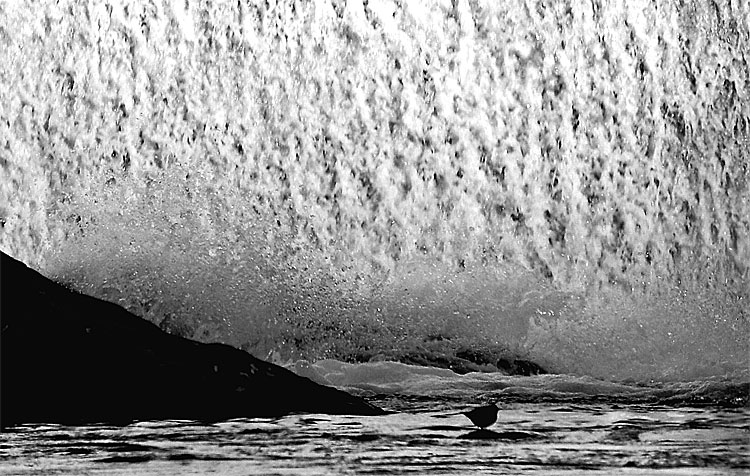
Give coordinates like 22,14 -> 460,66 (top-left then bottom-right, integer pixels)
2,371 -> 748,475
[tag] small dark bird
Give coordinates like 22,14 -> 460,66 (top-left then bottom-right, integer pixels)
462,404 -> 499,429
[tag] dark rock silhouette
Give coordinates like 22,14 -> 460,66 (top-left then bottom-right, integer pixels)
0,251 -> 384,427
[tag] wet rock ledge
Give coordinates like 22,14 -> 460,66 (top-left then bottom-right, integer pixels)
0,251 -> 384,427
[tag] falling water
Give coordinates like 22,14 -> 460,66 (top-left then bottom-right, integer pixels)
1,0 -> 747,382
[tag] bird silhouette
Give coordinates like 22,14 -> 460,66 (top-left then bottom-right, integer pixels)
462,404 -> 499,429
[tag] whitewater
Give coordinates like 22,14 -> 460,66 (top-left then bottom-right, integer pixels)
0,0 -> 748,473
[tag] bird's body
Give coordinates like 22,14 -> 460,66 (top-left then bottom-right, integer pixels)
462,404 -> 499,429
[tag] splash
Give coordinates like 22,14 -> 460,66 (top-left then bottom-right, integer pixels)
1,0 -> 748,381
39,163 -> 749,382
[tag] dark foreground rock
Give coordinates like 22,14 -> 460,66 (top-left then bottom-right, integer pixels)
0,251 -> 384,427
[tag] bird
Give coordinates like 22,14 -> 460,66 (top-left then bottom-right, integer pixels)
462,403 -> 499,429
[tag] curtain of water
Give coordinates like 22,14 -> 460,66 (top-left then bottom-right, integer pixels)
0,0 -> 747,380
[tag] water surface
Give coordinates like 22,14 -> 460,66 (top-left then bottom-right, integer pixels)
3,371 -> 747,475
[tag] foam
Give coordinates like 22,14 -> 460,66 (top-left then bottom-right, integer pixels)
288,359 -> 749,408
